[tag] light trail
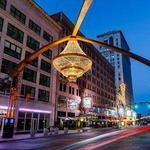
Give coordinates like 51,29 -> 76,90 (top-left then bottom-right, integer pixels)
61,129 -> 128,150
78,126 -> 150,150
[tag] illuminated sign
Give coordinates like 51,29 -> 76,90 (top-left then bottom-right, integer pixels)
83,97 -> 92,109
126,110 -> 131,117
68,100 -> 78,110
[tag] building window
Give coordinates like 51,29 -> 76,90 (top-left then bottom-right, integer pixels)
76,89 -> 79,96
40,59 -> 51,73
69,86 -> 71,94
7,23 -> 24,43
0,17 -> 4,32
23,68 -> 37,83
109,36 -> 114,46
0,0 -> 7,10
1,59 -> 17,74
104,40 -> 108,44
63,84 -> 66,92
39,74 -> 50,87
29,19 -> 41,35
42,49 -> 52,59
21,84 -> 35,98
43,31 -> 53,42
26,36 -> 40,51
10,5 -> 26,24
4,40 -> 22,59
72,88 -> 74,95
38,89 -> 49,102
59,83 -> 63,91
25,51 -> 38,67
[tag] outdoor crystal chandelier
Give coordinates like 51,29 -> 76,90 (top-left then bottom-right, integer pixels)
53,39 -> 92,82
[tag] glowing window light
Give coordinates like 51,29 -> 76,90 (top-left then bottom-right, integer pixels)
0,106 -> 51,114
132,112 -> 136,118
53,39 -> 92,82
119,107 -> 124,116
19,108 -> 51,114
0,106 -> 8,109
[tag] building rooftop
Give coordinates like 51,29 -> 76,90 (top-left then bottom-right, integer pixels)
96,30 -> 123,38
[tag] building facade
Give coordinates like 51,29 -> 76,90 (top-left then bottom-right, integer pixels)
51,12 -> 116,128
0,0 -> 61,132
97,31 -> 133,106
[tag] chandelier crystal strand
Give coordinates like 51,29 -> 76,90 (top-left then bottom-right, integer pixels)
52,39 -> 92,82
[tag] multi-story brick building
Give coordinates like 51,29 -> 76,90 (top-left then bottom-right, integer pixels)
0,0 -> 61,132
51,12 -> 116,128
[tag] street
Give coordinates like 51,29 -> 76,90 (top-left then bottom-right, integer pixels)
0,126 -> 150,150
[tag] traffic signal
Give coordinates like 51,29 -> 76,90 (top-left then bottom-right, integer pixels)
134,103 -> 138,109
148,103 -> 150,109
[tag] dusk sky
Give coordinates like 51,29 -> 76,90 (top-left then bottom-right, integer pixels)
35,0 -> 150,115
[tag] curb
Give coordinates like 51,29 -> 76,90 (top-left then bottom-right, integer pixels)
0,131 -> 83,143
0,128 -> 114,143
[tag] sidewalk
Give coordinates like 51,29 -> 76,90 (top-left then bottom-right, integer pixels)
0,127 -> 92,143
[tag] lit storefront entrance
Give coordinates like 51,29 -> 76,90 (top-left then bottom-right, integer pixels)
0,108 -> 7,130
57,111 -> 76,130
17,111 -> 50,132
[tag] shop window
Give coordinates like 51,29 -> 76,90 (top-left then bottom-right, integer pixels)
10,5 -> 26,24
17,112 -> 25,131
25,118 -> 31,130
17,118 -> 25,131
58,111 -> 66,117
68,112 -> 75,117
7,23 -> 24,43
39,113 -> 44,130
4,40 -> 22,59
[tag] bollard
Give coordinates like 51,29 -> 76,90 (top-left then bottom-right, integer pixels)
30,129 -> 36,138
54,127 -> 59,135
43,128 -> 49,137
64,127 -> 68,134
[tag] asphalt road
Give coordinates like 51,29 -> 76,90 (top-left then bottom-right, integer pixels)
0,126 -> 150,150
99,131 -> 150,150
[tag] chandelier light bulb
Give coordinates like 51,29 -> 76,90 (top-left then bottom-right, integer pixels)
52,39 -> 92,82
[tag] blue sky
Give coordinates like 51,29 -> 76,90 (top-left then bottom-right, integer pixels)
35,0 -> 150,115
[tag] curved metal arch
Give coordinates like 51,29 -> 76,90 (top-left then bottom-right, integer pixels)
11,36 -> 71,77
76,36 -> 150,67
